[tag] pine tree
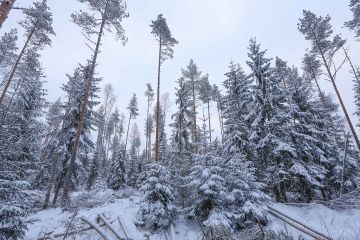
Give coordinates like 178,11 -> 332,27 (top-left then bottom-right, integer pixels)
0,0 -> 16,29
137,162 -> 176,230
63,0 -> 128,204
298,10 -> 360,150
0,0 -> 54,104
150,14 -> 178,162
345,0 -> 360,39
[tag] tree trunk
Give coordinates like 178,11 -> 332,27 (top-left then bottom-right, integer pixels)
0,24 -> 35,105
43,153 -> 59,209
145,98 -> 150,162
192,78 -> 198,153
124,113 -> 131,154
207,101 -> 212,143
343,47 -> 360,83
217,107 -> 223,142
0,0 -> 15,29
312,28 -> 360,150
62,9 -> 107,206
154,38 -> 162,161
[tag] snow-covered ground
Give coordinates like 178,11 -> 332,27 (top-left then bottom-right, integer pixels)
26,189 -> 360,240
268,203 -> 360,240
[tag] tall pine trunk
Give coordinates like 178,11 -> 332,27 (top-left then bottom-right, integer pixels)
145,97 -> 150,162
311,28 -> 360,150
0,0 -> 15,29
62,8 -> 107,205
0,25 -> 35,105
154,38 -> 162,161
207,101 -> 212,143
192,78 -> 197,153
124,113 -> 131,153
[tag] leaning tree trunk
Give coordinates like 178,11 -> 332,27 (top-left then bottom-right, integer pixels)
0,25 -> 35,105
62,12 -> 107,206
43,153 -> 59,209
154,38 -> 162,162
207,101 -> 212,143
343,47 -> 360,83
311,29 -> 360,150
0,0 -> 15,29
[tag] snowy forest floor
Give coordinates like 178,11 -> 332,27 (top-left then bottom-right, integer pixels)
25,188 -> 360,240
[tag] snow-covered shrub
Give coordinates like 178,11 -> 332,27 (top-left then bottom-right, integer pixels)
137,162 -> 176,230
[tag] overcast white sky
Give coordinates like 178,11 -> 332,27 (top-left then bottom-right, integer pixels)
2,0 -> 360,140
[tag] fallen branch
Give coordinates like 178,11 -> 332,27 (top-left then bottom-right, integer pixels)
98,214 -> 124,240
268,205 -> 332,240
268,207 -> 331,240
38,220 -> 116,239
117,216 -> 130,240
81,217 -> 112,240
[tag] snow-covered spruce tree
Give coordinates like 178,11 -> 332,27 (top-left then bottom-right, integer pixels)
0,29 -> 18,75
182,59 -> 203,153
151,14 -> 178,162
0,48 -> 46,239
186,146 -> 231,233
345,0 -> 360,39
137,162 -> 176,230
298,10 -> 360,150
222,62 -> 252,159
168,77 -> 194,207
246,38 -> 296,202
52,62 -> 100,205
63,0 -> 128,204
107,133 -> 125,190
0,0 -> 54,104
221,61 -> 268,228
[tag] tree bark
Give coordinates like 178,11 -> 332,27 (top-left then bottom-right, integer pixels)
0,0 -> 15,29
62,6 -> 107,205
0,24 -> 35,105
154,37 -> 162,161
